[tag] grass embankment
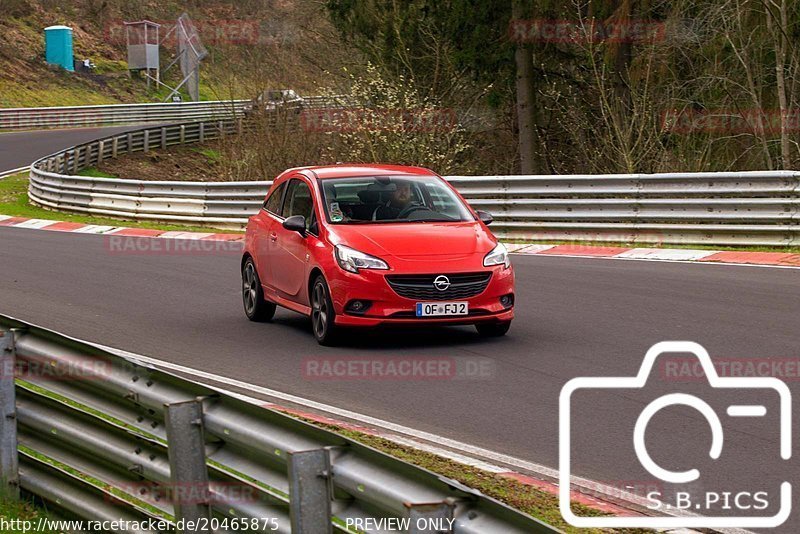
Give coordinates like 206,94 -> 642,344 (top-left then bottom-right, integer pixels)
0,497 -> 63,534
0,171 -> 241,234
0,13 -> 237,108
86,144 -> 225,182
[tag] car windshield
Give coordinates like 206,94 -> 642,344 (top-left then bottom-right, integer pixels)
320,175 -> 475,224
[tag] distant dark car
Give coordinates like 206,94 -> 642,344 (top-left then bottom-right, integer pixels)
245,89 -> 303,115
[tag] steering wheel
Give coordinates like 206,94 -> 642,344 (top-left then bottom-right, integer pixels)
397,204 -> 428,219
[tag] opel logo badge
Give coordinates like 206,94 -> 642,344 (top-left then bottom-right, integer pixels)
433,275 -> 450,291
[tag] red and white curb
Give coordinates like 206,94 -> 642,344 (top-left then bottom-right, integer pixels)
0,215 -> 243,242
2,214 -> 798,270
506,243 -> 800,269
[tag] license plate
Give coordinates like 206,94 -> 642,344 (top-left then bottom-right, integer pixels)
415,302 -> 468,317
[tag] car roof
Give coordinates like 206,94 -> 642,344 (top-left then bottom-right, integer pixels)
281,164 -> 437,180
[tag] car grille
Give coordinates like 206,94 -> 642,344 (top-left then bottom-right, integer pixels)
385,272 -> 491,301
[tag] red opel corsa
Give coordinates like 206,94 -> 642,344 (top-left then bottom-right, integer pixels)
241,164 -> 514,345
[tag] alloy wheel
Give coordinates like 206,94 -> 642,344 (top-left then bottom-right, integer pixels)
312,282 -> 328,338
243,263 -> 258,316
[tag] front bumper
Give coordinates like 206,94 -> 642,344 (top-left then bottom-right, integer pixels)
328,264 -> 515,327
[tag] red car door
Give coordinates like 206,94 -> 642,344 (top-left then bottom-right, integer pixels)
253,180 -> 288,293
270,178 -> 314,299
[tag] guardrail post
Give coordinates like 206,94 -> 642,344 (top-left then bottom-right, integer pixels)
406,502 -> 455,534
199,123 -> 205,143
72,147 -> 80,174
143,130 -> 150,153
165,399 -> 211,533
112,137 -> 119,158
0,330 -> 19,499
97,141 -> 105,164
287,448 -> 332,534
161,127 -> 168,150
180,125 -> 186,145
126,132 -> 133,154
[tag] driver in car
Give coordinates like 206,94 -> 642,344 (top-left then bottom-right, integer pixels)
373,181 -> 416,220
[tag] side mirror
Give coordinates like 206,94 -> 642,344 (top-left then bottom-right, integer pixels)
476,210 -> 493,225
282,215 -> 306,236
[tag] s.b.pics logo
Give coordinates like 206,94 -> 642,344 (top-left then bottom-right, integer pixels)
559,341 -> 792,529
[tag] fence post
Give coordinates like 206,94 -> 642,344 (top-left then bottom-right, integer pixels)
287,448 -> 332,534
165,399 -> 211,533
0,330 -> 18,499
406,501 -> 455,534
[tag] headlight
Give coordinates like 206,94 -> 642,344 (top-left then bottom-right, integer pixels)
335,245 -> 389,273
483,242 -> 510,268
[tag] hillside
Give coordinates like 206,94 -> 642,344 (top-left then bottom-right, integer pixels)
0,0 -> 354,107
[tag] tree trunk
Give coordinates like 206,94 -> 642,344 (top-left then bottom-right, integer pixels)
773,0 -> 791,168
512,0 -> 538,174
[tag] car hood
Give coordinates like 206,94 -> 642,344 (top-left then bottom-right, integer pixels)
330,222 -> 496,259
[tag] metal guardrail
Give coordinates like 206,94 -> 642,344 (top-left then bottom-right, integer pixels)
0,100 -> 249,131
26,114 -> 800,244
0,316 -> 558,533
0,166 -> 30,180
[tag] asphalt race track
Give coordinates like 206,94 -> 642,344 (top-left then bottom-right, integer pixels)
0,125 -> 153,171
2,127 -> 799,531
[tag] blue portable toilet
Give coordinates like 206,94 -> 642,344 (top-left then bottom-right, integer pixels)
44,25 -> 74,72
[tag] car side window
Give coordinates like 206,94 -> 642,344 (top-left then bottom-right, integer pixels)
284,179 -> 314,223
263,182 -> 287,216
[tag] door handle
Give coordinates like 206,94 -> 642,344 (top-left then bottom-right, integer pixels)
269,232 -> 278,241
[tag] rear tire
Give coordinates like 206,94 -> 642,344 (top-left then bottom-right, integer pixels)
242,257 -> 276,322
475,321 -> 511,337
310,275 -> 338,346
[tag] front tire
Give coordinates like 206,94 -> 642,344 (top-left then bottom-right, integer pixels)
242,257 -> 276,322
310,275 -> 338,346
475,321 -> 511,337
